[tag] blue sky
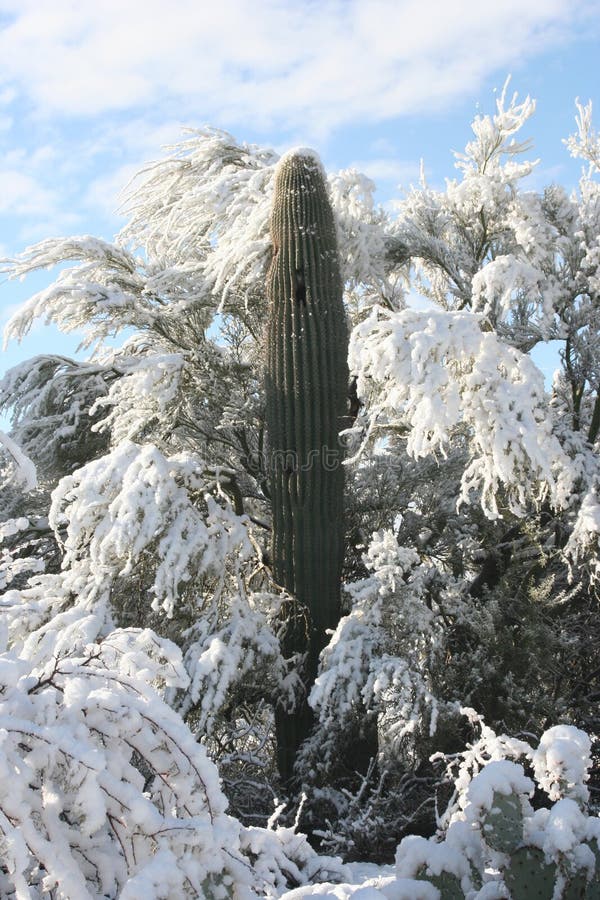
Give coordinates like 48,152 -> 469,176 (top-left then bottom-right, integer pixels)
1,0 -> 599,415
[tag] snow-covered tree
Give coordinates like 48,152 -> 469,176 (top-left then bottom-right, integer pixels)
1,84 -> 600,890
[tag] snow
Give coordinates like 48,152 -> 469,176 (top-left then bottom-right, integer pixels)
280,871 -> 437,900
90,351 -> 186,444
0,429 -> 37,490
349,306 -> 573,517
310,529 -> 442,771
0,516 -> 29,538
276,146 -> 327,175
471,254 -> 558,334
565,487 -> 600,583
395,833 -> 472,888
460,760 -> 534,820
540,798 -> 589,855
531,724 -> 592,804
48,440 -> 253,614
565,99 -> 600,173
0,629 -> 250,897
0,549 -> 44,591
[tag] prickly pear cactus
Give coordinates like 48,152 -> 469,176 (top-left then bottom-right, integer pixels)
482,790 -> 524,855
504,846 -> 556,900
481,791 -> 597,898
396,727 -> 600,900
588,881 -> 600,899
265,149 -> 349,780
416,867 -> 464,899
584,839 -> 600,899
561,870 -> 588,898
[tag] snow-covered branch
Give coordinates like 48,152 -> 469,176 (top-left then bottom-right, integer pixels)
0,430 -> 37,490
350,307 -> 573,517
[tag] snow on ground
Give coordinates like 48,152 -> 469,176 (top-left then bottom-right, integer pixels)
279,864 -> 415,900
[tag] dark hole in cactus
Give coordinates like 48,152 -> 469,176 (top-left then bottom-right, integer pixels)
294,267 -> 307,304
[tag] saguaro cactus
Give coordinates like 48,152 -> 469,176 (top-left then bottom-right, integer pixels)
265,149 -> 348,781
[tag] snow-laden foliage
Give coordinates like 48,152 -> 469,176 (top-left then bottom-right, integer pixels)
49,440 -> 252,615
1,441 -> 250,629
3,238 -> 146,349
0,431 -> 37,491
119,129 -> 277,314
565,99 -> 600,174
310,530 -> 444,766
0,626 -> 244,898
394,84 -> 553,328
327,168 -> 401,304
89,350 -> 186,445
348,85 -> 600,577
0,618 -> 348,898
564,482 -> 600,583
0,516 -> 45,592
178,589 -> 289,736
0,355 -> 112,485
8,438 -> 292,744
350,306 -> 573,517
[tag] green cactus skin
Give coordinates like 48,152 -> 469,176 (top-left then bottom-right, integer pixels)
265,149 -> 349,781
587,839 -> 600,898
482,791 -> 524,855
416,867 -> 464,899
504,846 -> 557,900
587,879 -> 600,897
561,872 -> 588,899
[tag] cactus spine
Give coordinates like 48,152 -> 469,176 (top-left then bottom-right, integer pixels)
265,149 -> 348,781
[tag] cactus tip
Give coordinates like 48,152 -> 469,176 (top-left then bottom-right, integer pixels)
275,146 -> 326,177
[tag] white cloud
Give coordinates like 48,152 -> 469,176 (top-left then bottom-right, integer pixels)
0,143 -> 82,241
0,169 -> 58,217
0,0 -> 596,136
0,87 -> 17,105
348,157 -> 421,185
